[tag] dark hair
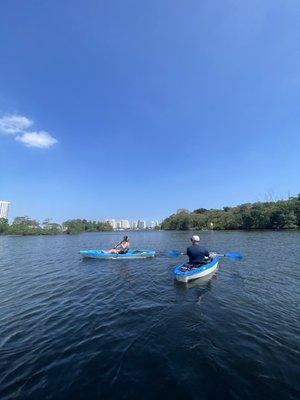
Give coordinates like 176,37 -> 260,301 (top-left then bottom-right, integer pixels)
123,236 -> 129,241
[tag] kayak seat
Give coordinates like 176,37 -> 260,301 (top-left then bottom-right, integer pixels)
180,261 -> 207,271
118,249 -> 129,254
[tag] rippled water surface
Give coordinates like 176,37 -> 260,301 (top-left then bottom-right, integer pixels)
0,231 -> 299,400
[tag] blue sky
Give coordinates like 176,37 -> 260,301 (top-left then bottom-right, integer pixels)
0,0 -> 299,222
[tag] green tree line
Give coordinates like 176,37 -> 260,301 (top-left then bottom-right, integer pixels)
161,195 -> 300,231
0,217 -> 112,236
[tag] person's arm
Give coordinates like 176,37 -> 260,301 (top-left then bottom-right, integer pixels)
204,248 -> 211,260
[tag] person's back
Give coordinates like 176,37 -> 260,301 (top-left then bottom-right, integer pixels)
187,235 -> 209,264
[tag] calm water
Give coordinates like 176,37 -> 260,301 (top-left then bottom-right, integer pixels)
0,231 -> 299,400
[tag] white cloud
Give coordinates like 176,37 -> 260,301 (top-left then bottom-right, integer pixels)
16,131 -> 58,148
0,113 -> 58,149
0,114 -> 33,134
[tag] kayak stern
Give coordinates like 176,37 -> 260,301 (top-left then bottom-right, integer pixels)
174,256 -> 221,283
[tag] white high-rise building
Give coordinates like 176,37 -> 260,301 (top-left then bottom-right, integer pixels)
0,201 -> 10,219
138,220 -> 146,229
120,219 -> 130,229
130,220 -> 138,229
107,219 -> 117,229
116,221 -> 121,229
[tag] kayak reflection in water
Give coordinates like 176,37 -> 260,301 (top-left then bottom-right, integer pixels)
109,236 -> 130,254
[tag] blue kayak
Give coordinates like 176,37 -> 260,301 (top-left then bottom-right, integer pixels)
174,256 -> 221,282
80,249 -> 156,259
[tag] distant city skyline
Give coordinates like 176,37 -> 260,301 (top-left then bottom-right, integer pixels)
107,219 -> 160,230
0,200 -> 161,225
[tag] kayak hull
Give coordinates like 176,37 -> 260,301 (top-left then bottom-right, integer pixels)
174,256 -> 221,283
80,249 -> 156,259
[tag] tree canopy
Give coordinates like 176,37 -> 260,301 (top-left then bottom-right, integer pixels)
62,219 -> 112,234
161,196 -> 300,231
1,217 -> 112,236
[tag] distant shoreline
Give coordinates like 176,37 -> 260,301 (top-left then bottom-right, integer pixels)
1,228 -> 299,238
1,196 -> 299,235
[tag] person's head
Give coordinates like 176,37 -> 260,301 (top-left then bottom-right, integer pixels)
191,235 -> 200,244
123,235 -> 129,242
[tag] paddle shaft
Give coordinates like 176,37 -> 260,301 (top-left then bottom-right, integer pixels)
113,240 -> 124,249
168,250 -> 242,259
214,252 -> 243,260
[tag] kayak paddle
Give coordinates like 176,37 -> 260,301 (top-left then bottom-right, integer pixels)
113,240 -> 123,249
167,250 -> 243,260
215,251 -> 243,260
167,250 -> 184,257
113,236 -> 129,249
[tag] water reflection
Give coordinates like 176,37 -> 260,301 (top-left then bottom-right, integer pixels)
174,271 -> 217,304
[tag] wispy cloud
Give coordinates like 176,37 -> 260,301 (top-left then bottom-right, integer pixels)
0,114 -> 33,134
16,131 -> 58,148
0,114 -> 58,148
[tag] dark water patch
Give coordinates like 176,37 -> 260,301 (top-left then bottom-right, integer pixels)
0,231 -> 299,400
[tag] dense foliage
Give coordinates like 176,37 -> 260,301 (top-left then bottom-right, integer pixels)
0,217 -> 112,236
62,219 -> 112,234
161,196 -> 300,230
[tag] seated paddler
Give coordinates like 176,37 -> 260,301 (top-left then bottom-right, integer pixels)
109,236 -> 130,254
186,235 -> 210,266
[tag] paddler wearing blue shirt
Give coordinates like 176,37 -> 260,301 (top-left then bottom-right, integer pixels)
187,235 -> 210,265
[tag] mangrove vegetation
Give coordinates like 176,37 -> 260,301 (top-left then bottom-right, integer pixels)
161,196 -> 300,231
0,217 -> 112,236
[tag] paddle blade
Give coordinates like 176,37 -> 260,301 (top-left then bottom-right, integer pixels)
168,249 -> 182,257
225,251 -> 243,260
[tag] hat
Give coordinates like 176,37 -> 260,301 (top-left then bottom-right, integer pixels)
191,235 -> 200,242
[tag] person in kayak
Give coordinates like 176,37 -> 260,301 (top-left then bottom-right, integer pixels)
186,235 -> 210,266
109,236 -> 130,254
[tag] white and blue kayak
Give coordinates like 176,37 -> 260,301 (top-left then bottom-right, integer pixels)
80,249 -> 156,259
174,256 -> 221,283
